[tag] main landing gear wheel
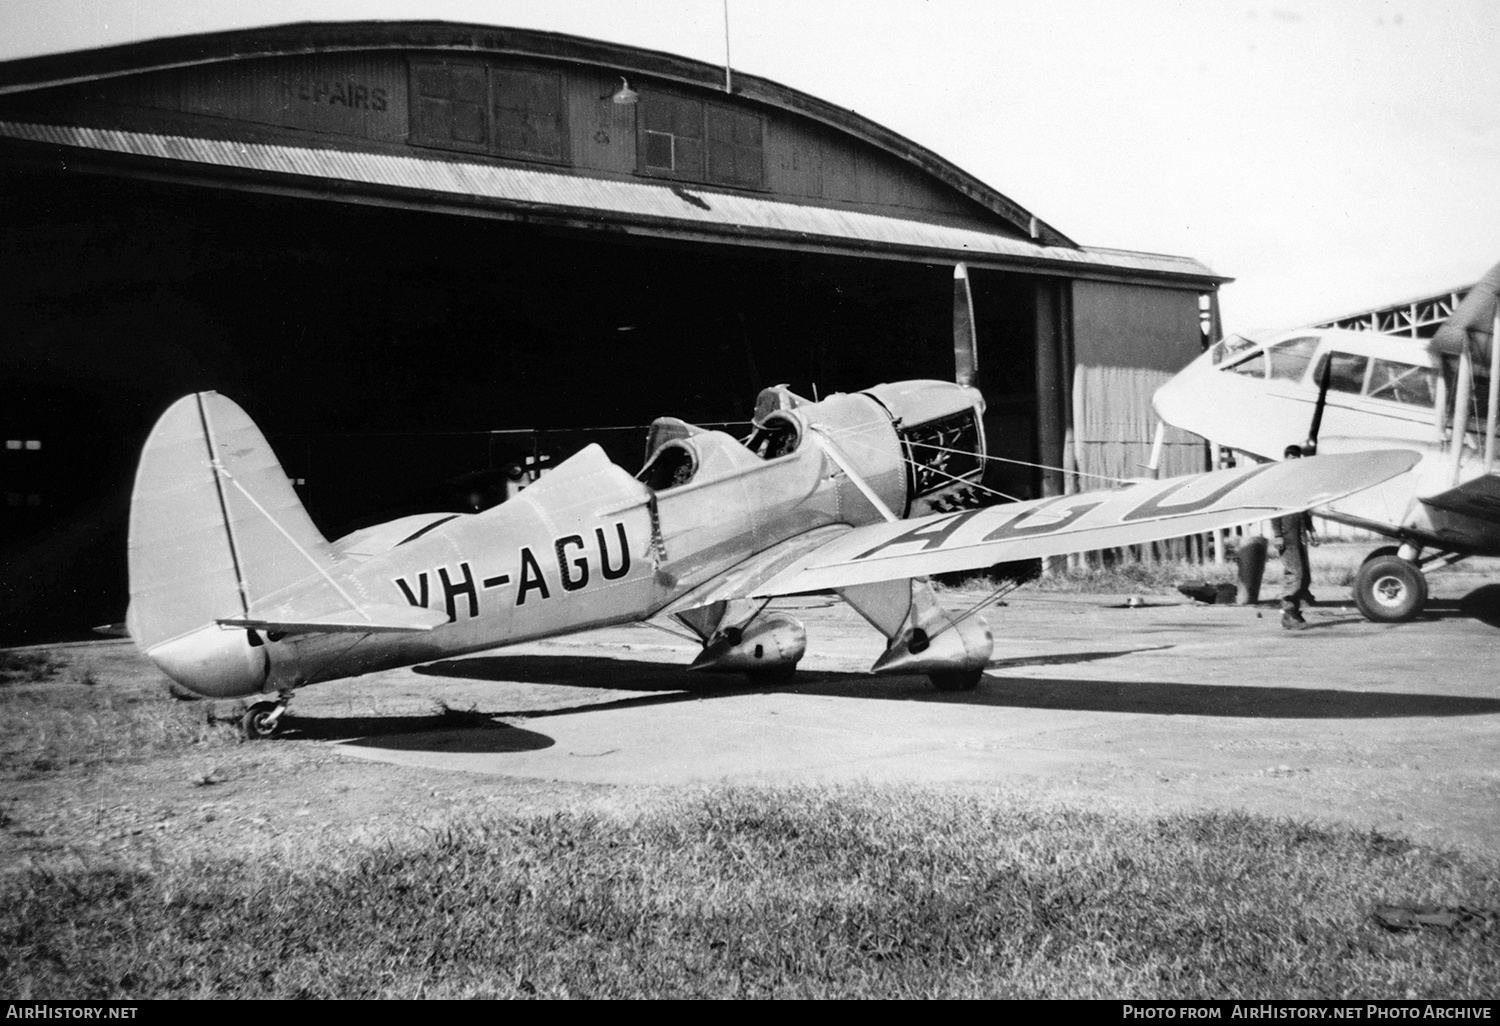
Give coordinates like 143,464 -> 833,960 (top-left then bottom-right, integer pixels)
929,668 -> 984,692
1352,555 -> 1427,623
241,701 -> 284,740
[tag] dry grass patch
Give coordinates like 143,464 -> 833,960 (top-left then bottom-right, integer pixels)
4,786 -> 1496,999
0,648 -> 237,778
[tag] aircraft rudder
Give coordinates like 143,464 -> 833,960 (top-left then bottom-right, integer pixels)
127,392 -> 332,655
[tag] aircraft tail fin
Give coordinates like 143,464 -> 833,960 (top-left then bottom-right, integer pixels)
127,392 -> 335,650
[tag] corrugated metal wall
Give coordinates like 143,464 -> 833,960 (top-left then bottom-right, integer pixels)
1069,279 -> 1208,482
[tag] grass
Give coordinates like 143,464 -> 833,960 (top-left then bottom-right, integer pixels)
5,593 -> 1498,998
2,786 -> 1496,999
0,649 -> 237,778
0,650 -> 67,686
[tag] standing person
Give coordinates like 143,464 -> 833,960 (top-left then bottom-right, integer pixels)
1274,444 -> 1318,629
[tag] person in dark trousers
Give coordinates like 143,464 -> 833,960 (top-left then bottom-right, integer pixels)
1274,444 -> 1318,629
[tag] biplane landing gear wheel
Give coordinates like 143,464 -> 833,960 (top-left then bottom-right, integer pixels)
1352,555 -> 1427,623
241,701 -> 285,740
929,668 -> 984,692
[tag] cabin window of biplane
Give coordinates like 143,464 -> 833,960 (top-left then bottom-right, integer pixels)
1366,359 -> 1436,408
1311,352 -> 1369,394
900,409 -> 983,499
1210,334 -> 1259,365
1221,336 -> 1317,380
1267,336 -> 1319,381
1224,350 -> 1267,377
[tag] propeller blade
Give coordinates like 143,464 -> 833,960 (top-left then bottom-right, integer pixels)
1306,355 -> 1332,453
953,263 -> 978,388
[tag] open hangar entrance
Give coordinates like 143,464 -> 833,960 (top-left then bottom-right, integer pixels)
0,21 -> 1220,641
0,166 -> 1053,640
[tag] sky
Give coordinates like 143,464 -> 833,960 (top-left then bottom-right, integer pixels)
1,0 -> 1497,333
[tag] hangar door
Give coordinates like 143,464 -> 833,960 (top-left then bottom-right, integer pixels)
1070,280 -> 1208,482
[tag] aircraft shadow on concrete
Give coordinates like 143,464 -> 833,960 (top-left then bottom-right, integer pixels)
284,711 -> 554,753
1453,584 -> 1500,628
408,649 -> 1500,722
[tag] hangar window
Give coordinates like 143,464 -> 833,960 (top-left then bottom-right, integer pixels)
409,61 -> 568,164
638,92 -> 764,189
492,68 -> 567,163
410,60 -> 489,152
706,107 -> 765,189
640,93 -> 705,179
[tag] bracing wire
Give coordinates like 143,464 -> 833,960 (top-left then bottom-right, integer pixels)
902,438 -> 1140,487
637,618 -> 703,644
823,430 -> 1024,503
927,553 -> 1073,643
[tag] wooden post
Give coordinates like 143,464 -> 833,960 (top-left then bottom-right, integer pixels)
1034,282 -> 1064,497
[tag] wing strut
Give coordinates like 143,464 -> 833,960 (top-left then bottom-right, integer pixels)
808,427 -> 899,522
1450,343 -> 1476,487
1486,307 -> 1499,474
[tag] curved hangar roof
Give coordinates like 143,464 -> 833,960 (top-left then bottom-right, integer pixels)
0,21 -> 1220,286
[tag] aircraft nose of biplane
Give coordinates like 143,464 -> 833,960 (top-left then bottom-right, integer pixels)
143,624 -> 270,699
1151,351 -> 1217,437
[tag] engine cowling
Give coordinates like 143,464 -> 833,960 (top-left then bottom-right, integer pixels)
752,380 -> 987,518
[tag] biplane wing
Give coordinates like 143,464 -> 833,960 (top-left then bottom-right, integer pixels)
1419,471 -> 1500,523
747,449 -> 1420,597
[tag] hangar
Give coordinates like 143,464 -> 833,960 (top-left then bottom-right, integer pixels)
0,21 -> 1224,640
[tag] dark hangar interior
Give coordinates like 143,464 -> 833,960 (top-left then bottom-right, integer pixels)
0,22 -> 1224,641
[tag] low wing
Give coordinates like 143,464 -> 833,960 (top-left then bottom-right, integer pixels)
1419,473 -> 1500,524
750,449 -> 1421,596
653,525 -> 853,618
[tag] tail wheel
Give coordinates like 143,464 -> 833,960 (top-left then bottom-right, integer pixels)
930,668 -> 984,692
1352,555 -> 1427,623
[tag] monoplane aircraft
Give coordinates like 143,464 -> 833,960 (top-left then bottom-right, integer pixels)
127,270 -> 1417,738
1153,260 -> 1500,622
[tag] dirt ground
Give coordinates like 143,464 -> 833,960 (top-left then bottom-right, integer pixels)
4,558 -> 1499,873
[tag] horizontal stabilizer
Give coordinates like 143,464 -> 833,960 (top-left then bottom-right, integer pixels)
217,603 -> 450,636
752,449 -> 1421,596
